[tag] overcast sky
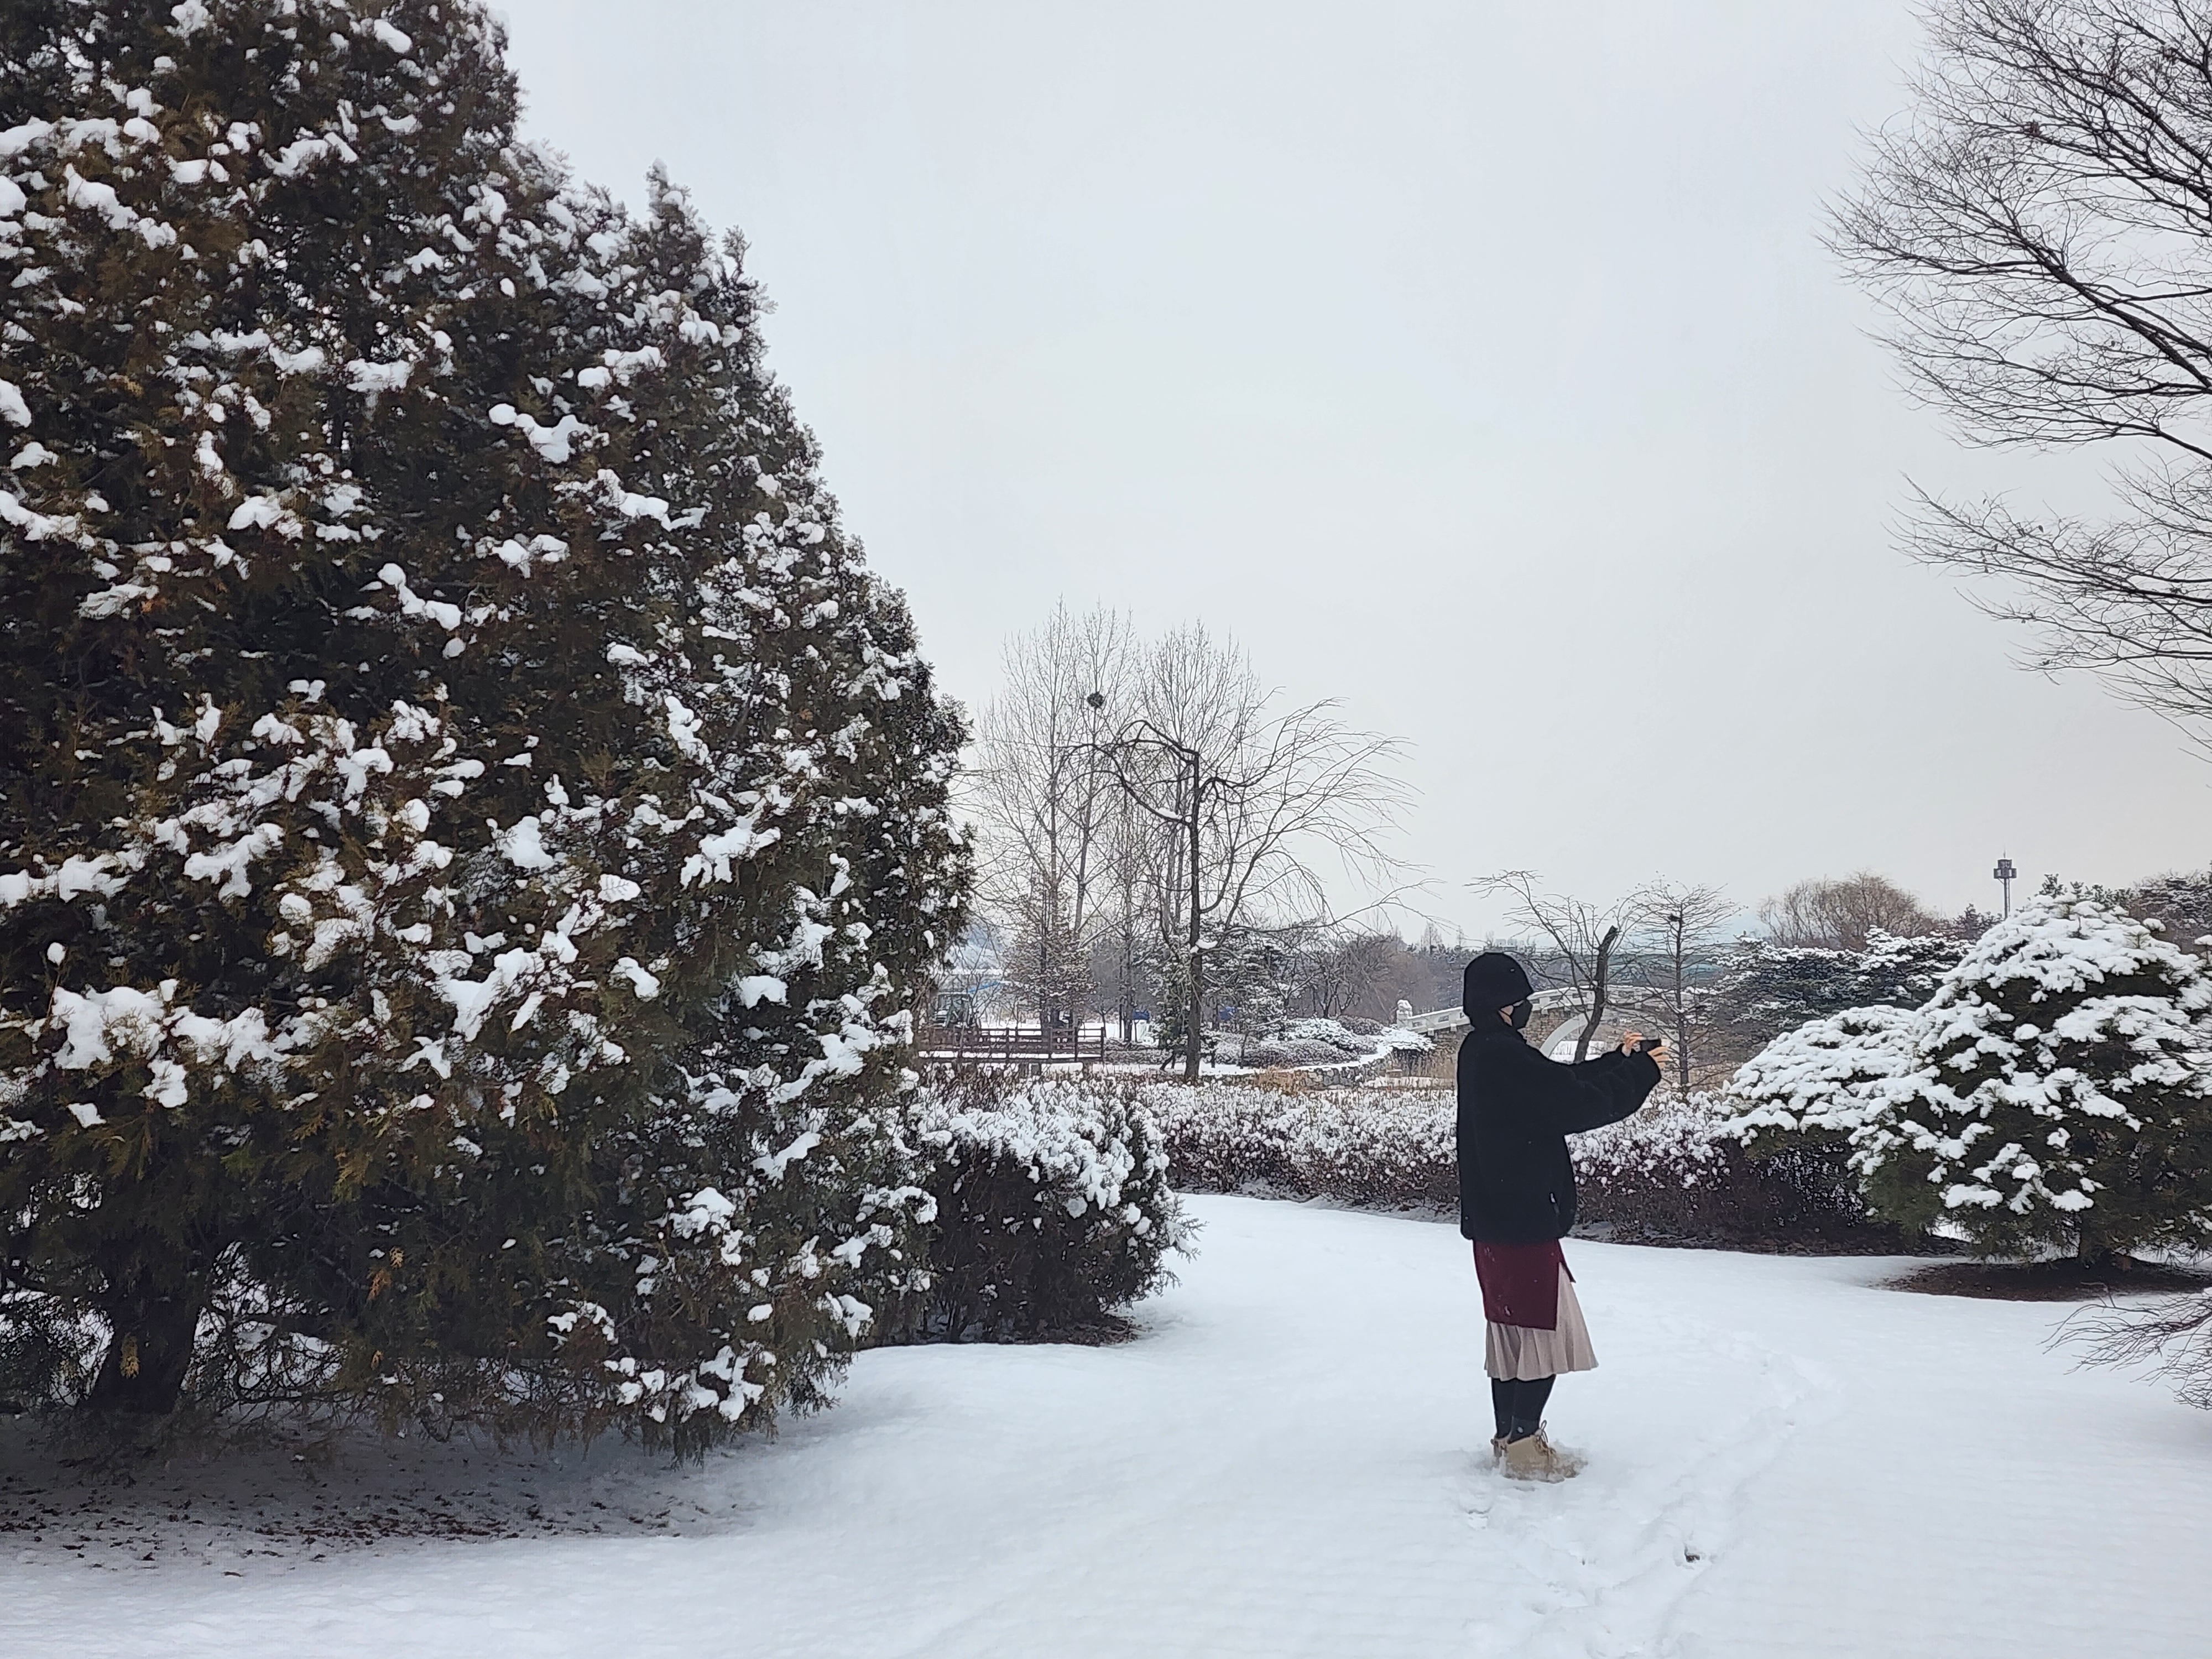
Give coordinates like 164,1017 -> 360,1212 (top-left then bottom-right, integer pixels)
499,0 -> 2209,938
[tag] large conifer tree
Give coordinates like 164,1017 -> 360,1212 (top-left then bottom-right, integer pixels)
1,0 -> 964,1444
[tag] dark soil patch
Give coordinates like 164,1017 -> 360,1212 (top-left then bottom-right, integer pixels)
1886,1258 -> 2212,1302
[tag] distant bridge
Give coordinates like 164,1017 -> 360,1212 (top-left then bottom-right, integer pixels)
1402,985 -> 1674,1063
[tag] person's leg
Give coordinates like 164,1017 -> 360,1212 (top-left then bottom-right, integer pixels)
1506,1375 -> 1556,1441
1490,1377 -> 1515,1443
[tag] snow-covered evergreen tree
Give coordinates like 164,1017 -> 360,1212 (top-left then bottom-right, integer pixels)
1854,899 -> 2212,1265
0,0 -> 964,1444
1726,899 -> 2212,1264
1725,1004 -> 1922,1151
1702,931 -> 1964,1067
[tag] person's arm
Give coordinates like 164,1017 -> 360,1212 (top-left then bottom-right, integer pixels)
1509,1044 -> 1661,1135
1569,1047 -> 1630,1075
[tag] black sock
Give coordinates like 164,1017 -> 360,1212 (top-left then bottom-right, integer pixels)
1506,1375 -> 1556,1441
1490,1378 -> 1514,1441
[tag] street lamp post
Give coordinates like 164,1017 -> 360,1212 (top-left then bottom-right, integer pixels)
1993,856 -> 2016,920
1081,696 -> 1210,1084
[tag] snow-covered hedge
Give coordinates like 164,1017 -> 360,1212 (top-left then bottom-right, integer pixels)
1144,1079 -> 1905,1247
1142,1082 -> 1458,1208
889,1076 -> 1193,1341
1238,1018 -> 1384,1070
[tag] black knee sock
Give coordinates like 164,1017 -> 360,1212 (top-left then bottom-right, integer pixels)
1506,1375 -> 1556,1441
1490,1378 -> 1515,1441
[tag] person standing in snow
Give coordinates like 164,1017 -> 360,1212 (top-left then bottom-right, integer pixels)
1455,951 -> 1663,1481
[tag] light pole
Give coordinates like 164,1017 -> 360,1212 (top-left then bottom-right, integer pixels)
1993,856 -> 2016,920
1081,699 -> 1211,1083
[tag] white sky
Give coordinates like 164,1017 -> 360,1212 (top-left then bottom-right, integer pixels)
499,0 -> 2210,937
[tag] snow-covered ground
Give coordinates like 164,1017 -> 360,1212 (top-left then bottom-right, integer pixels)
6,1194 -> 2208,1657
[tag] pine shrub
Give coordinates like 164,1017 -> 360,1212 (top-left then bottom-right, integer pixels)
1854,899 -> 2212,1264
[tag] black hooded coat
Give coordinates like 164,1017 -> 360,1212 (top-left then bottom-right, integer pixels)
1455,1019 -> 1661,1244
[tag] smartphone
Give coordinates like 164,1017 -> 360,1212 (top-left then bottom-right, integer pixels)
1635,1036 -> 1665,1053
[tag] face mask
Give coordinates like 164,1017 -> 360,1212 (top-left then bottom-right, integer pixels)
1508,1000 -> 1532,1031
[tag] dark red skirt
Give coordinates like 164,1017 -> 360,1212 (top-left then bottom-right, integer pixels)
1474,1239 -> 1569,1331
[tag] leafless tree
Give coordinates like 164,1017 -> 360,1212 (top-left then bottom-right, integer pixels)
2062,1290 -> 2212,1410
1286,927 -> 1408,1021
1631,879 -> 1736,1091
1472,873 -> 1638,1062
1097,624 -> 1411,1081
1759,873 -> 1944,950
1833,0 -> 2212,737
966,604 -> 1137,1028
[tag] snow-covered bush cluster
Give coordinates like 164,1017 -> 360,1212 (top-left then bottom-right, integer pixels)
891,1075 -> 1192,1341
1147,1078 -> 1903,1246
0,0 -> 966,1448
1726,899 -> 2212,1263
1238,1018 -> 1391,1070
1144,1081 -> 1459,1208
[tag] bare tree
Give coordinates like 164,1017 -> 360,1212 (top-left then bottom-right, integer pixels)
2063,1291 -> 2212,1410
1097,624 -> 1411,1082
1833,0 -> 2212,737
1287,927 -> 1408,1021
1759,873 -> 1944,950
1472,873 -> 1636,1062
1631,879 -> 1736,1091
967,604 -> 1135,1027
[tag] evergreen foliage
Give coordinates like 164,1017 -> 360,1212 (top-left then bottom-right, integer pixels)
1725,900 -> 2212,1265
893,1073 -> 1188,1342
1702,931 -> 1964,1067
1856,899 -> 2212,1264
0,0 -> 966,1447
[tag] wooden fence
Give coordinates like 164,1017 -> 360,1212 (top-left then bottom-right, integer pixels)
915,1025 -> 1108,1066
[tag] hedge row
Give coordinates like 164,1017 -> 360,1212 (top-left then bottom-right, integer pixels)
1143,1080 -> 1921,1252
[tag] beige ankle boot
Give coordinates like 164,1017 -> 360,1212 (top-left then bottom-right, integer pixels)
1502,1428 -> 1582,1482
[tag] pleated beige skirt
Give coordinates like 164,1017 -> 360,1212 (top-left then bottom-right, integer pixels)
1484,1265 -> 1598,1381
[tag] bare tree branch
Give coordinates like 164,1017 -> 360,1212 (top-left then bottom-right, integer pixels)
1835,0 -> 2212,738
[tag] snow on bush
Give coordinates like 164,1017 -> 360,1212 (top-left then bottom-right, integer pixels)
1146,1077 -> 1904,1246
892,1076 -> 1192,1341
1237,1018 -> 1384,1071
1702,931 -> 1965,1067
1144,1080 -> 1458,1208
0,0 -> 967,1448
1723,899 -> 2212,1262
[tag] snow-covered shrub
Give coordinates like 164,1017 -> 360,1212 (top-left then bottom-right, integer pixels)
1238,1018 -> 1390,1070
0,0 -> 965,1448
1703,931 -> 1965,1067
892,1076 -> 1192,1341
1573,1087 -> 1909,1247
1721,899 -> 2212,1264
1148,1078 -> 1910,1246
1854,899 -> 2212,1264
1145,1081 -> 1459,1208
1718,1006 -> 1923,1238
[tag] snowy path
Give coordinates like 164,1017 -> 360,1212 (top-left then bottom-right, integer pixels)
6,1194 -> 2209,1657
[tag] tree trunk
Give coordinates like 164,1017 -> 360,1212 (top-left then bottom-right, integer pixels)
86,1288 -> 202,1417
1573,925 -> 1621,1062
1673,929 -> 1692,1093
2075,1224 -> 2125,1273
1183,763 -> 1203,1084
